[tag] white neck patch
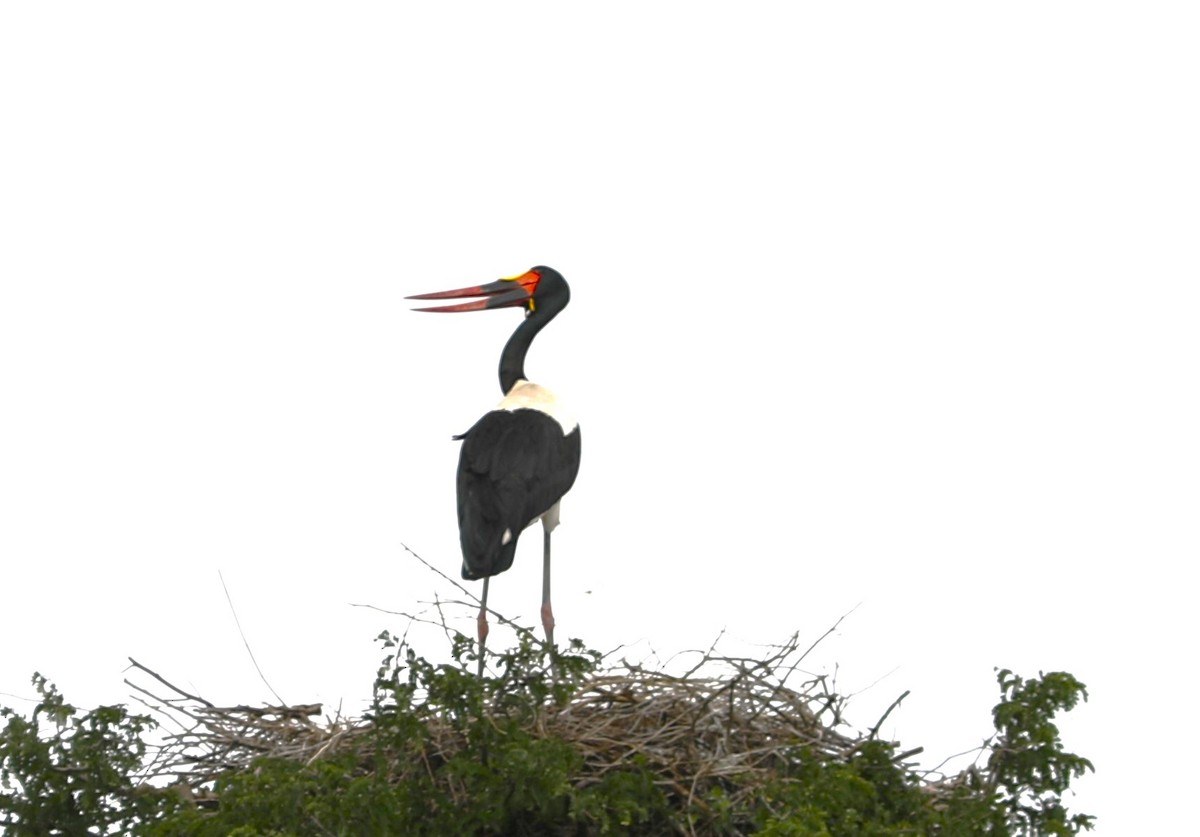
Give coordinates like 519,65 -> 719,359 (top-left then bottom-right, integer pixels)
497,380 -> 578,434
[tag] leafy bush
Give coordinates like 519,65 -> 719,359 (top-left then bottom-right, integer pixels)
0,674 -> 183,835
0,636 -> 1093,835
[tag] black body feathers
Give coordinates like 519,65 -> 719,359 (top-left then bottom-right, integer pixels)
455,409 -> 582,580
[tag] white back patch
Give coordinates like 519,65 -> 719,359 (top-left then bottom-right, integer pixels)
541,501 -> 562,532
497,380 -> 578,434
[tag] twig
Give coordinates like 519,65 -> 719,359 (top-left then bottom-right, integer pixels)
218,570 -> 285,706
125,658 -> 215,708
869,690 -> 911,740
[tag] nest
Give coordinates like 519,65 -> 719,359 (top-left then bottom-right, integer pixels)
126,628 -> 929,821
125,549 -> 948,826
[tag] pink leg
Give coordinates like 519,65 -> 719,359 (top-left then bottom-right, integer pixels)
541,600 -> 555,646
476,577 -> 490,677
477,606 -> 490,646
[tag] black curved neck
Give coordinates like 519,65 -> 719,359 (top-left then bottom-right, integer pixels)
498,300 -> 565,394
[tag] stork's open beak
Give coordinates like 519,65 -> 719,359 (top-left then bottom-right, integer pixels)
407,270 -> 541,313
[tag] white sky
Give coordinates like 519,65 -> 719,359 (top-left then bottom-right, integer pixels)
2,3 -> 1197,832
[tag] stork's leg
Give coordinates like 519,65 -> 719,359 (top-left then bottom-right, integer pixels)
477,576 -> 490,677
541,525 -> 555,649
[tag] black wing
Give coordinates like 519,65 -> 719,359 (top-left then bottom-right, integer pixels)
455,409 -> 581,580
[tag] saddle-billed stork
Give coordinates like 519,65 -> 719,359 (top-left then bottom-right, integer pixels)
408,267 -> 581,669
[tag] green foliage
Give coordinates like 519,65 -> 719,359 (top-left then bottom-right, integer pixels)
987,669 -> 1095,835
0,643 -> 1095,835
746,741 -> 930,836
0,674 -> 181,835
